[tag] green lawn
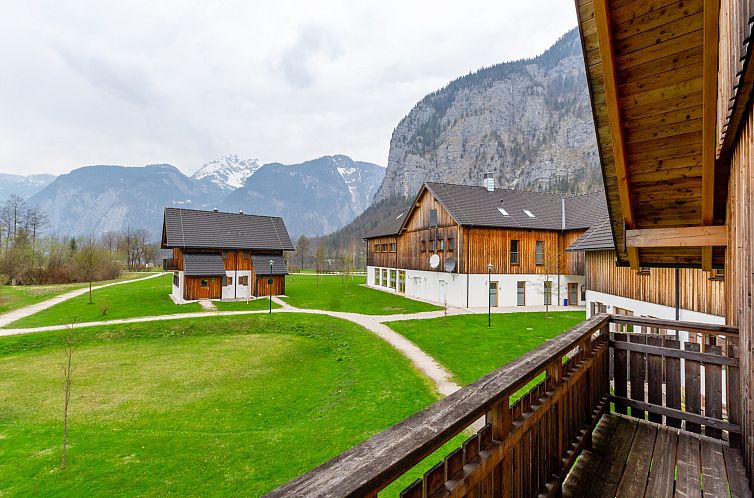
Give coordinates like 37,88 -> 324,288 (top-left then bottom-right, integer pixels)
4,274 -> 201,328
0,272 -> 157,315
282,274 -> 441,315
0,313 -> 439,497
213,298 -> 281,311
388,311 -> 587,385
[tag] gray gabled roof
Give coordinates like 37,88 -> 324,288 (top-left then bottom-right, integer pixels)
565,218 -> 615,252
424,182 -> 607,231
364,211 -> 406,239
183,252 -> 226,276
251,254 -> 289,275
365,183 -> 608,238
162,208 -> 294,251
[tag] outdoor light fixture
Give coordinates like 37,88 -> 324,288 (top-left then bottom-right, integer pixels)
269,260 -> 274,314
487,263 -> 493,328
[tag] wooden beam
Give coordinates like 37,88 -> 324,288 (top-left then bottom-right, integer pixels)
626,226 -> 727,248
594,0 -> 639,269
701,0 -> 719,270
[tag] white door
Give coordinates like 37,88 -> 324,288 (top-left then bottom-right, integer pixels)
413,277 -> 422,298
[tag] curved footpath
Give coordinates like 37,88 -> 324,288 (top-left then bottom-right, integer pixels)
0,272 -> 167,328
0,293 -> 464,397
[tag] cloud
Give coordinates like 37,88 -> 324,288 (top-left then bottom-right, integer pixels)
0,0 -> 578,176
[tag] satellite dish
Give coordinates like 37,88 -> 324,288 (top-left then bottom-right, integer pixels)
444,256 -> 456,272
429,254 -> 440,269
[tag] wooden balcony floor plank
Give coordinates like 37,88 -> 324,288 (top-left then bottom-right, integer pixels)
559,414 -> 750,498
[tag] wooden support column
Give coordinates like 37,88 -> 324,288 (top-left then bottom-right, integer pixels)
701,0 -> 720,271
594,0 -> 639,269
487,397 -> 512,497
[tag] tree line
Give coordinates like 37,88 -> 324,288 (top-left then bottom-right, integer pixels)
288,235 -> 365,276
0,194 -> 160,285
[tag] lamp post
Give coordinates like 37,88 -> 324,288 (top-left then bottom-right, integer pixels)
269,260 -> 274,314
487,263 -> 493,328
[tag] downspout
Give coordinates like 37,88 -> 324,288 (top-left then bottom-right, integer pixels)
675,267 -> 680,321
466,226 -> 472,308
234,250 -> 238,299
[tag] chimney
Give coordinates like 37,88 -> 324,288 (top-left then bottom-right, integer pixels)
483,172 -> 494,192
213,208 -> 218,212
239,209 -> 244,214
561,198 -> 566,230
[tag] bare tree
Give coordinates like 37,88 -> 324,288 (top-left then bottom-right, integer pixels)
314,242 -> 326,287
0,195 -> 26,251
61,326 -> 74,469
73,237 -> 103,304
296,235 -> 310,272
100,231 -> 119,255
26,207 -> 48,270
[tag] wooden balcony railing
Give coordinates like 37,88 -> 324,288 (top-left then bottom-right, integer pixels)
266,314 -> 742,498
162,258 -> 179,271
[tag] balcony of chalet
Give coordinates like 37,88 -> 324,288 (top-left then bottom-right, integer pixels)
268,314 -> 751,498
162,258 -> 179,271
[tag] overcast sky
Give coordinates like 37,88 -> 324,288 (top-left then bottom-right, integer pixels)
0,1 -> 578,177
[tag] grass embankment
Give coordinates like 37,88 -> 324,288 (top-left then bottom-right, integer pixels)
0,272 -> 156,315
213,298 -> 281,311
0,313 -> 438,496
4,274 -> 201,328
282,274 -> 441,315
388,311 -> 586,385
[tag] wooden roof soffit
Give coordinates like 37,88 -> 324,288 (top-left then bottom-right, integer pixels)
701,0 -> 721,271
626,226 -> 727,248
594,0 -> 639,270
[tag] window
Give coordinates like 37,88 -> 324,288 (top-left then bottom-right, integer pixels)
517,281 -> 525,306
382,244 -> 388,252
439,239 -> 445,252
429,209 -> 438,227
374,243 -> 380,253
430,239 -> 436,253
390,242 -> 397,253
226,276 -> 233,286
222,276 -> 228,286
374,267 -> 380,285
398,271 -> 406,293
448,238 -> 455,251
172,272 -> 179,287
222,250 -> 229,259
543,281 -> 552,306
535,241 -> 544,265
200,279 -> 209,288
382,269 -> 388,286
420,240 -> 426,252
637,267 -> 650,275
239,276 -> 248,286
581,285 -> 586,301
498,207 -> 509,216
523,209 -> 535,218
510,240 -> 520,265
389,270 -> 397,289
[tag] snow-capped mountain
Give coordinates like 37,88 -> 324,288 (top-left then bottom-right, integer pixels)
333,155 -> 384,215
191,154 -> 261,190
0,173 -> 56,202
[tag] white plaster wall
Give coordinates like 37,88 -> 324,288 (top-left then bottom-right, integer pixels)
585,290 -> 724,325
367,266 -> 586,309
221,270 -> 252,300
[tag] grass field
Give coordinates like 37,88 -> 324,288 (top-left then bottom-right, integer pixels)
388,311 -> 586,385
0,272 -> 157,315
213,298 -> 281,311
0,313 -> 440,496
282,274 -> 441,315
4,274 -> 201,328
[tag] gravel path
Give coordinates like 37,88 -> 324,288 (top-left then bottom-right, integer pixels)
0,272 -> 166,328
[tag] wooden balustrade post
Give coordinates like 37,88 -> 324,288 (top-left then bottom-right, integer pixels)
487,397 -> 512,497
547,357 -> 564,496
727,337 -> 742,449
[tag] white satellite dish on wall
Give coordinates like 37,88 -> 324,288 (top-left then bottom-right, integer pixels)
429,254 -> 440,269
444,256 -> 456,272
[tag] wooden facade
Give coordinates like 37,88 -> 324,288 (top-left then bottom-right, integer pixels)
255,275 -> 285,297
184,276 -> 222,300
586,250 -> 726,317
367,188 -> 588,276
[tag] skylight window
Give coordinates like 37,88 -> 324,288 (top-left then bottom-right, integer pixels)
396,213 -> 404,219
523,209 -> 536,218
498,207 -> 509,216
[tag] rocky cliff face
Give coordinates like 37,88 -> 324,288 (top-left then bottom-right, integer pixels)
375,28 -> 600,201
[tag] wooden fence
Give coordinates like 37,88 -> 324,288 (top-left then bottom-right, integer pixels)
266,314 -> 741,498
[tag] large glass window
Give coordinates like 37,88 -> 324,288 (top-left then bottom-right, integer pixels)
389,270 -> 397,289
374,267 -> 380,285
543,281 -> 552,306
398,271 -> 406,293
382,269 -> 388,287
511,240 -> 520,265
536,241 -> 544,265
390,242 -> 397,253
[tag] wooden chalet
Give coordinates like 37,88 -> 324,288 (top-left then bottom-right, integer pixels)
567,218 -> 727,323
364,180 -> 606,308
268,0 -> 754,496
161,208 -> 293,302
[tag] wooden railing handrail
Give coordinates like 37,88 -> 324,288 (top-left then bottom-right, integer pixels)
610,315 -> 739,336
265,313 -> 611,497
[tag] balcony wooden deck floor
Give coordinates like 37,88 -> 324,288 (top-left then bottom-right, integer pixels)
562,413 -> 751,498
